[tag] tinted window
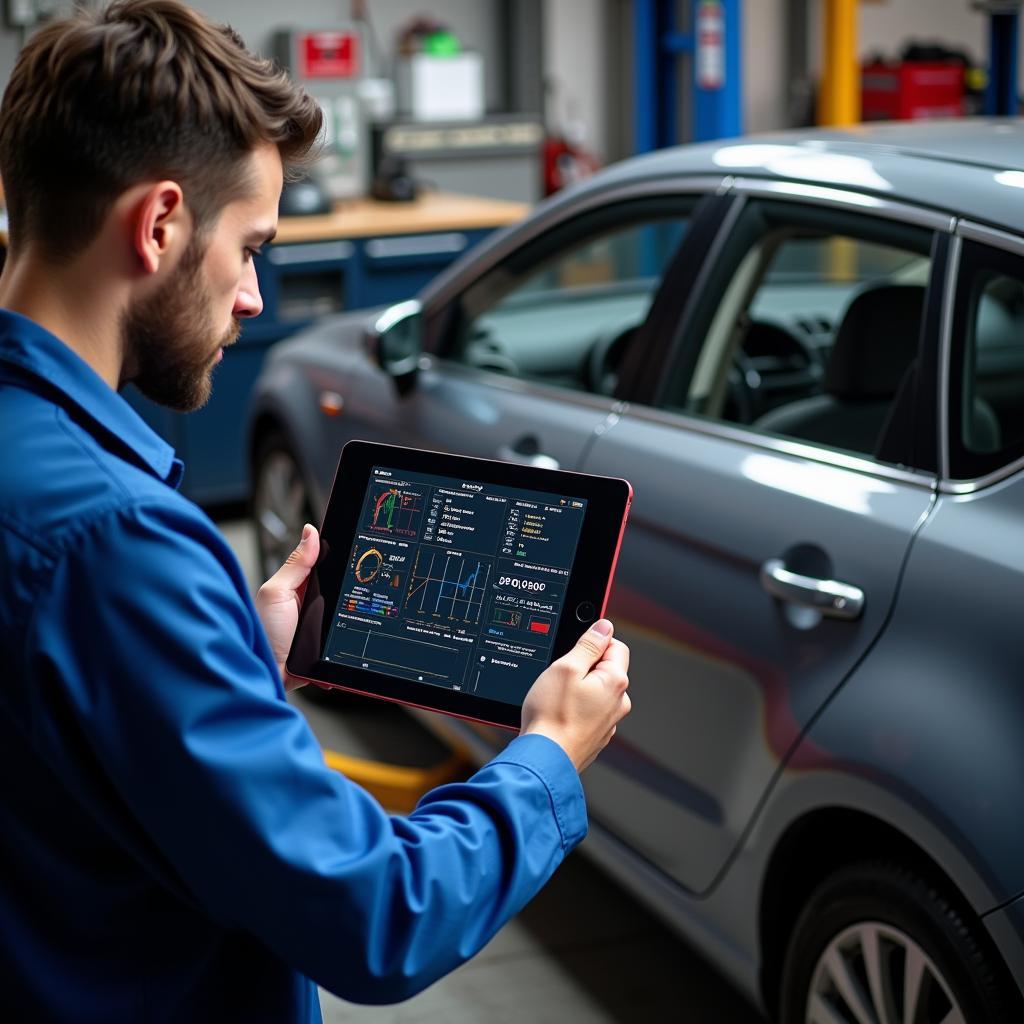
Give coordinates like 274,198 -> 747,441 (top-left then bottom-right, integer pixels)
446,197 -> 695,396
947,238 -> 1024,480
661,200 -> 934,465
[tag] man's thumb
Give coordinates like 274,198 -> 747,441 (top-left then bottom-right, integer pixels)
560,619 -> 614,673
270,524 -> 319,589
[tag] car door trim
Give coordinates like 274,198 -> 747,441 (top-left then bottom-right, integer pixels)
729,178 -> 957,233
937,233 -> 962,485
429,357 -> 625,414
632,191 -> 749,405
615,403 -> 937,489
418,175 -> 731,316
939,221 -> 1024,494
957,220 -> 1024,259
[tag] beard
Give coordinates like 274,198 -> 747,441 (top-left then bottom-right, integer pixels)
122,236 -> 241,412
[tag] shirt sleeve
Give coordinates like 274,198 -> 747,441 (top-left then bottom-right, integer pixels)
25,500 -> 587,1004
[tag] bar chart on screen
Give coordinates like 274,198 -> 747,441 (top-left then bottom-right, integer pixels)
366,485 -> 424,538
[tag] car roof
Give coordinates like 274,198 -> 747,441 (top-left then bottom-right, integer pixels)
572,119 -> 1024,236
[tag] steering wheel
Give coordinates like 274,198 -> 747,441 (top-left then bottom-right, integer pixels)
727,319 -> 823,423
725,348 -> 759,424
464,328 -> 520,377
583,324 -> 638,396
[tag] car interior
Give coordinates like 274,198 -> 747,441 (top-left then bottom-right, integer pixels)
752,282 -> 936,454
968,272 -> 1024,454
443,199 -> 1024,475
451,198 -> 694,396
671,218 -> 942,468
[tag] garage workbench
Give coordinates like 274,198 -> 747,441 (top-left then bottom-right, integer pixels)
126,190 -> 530,506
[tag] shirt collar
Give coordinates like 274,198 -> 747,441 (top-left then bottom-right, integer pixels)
0,308 -> 184,487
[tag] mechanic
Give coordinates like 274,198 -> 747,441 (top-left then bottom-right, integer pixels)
0,2 -> 631,1020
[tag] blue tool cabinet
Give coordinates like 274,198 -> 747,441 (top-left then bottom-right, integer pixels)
125,218 -> 500,506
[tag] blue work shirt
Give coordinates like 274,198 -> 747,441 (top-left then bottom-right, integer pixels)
0,309 -> 587,1022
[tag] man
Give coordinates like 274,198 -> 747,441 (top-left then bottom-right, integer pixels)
0,2 -> 631,1021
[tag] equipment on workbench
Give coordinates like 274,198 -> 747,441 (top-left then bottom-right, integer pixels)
273,26 -> 370,200
279,177 -> 333,217
371,117 -> 544,204
370,154 -> 418,203
392,17 -> 485,123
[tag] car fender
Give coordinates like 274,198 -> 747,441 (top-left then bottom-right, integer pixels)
749,636 -> 1024,917
246,357 -> 326,511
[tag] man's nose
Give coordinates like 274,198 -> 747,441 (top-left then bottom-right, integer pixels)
234,262 -> 264,318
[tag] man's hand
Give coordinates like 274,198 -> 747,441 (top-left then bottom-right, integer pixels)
520,619 -> 631,772
256,523 -> 320,691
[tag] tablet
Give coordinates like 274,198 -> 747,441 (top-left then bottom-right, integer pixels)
287,440 -> 632,729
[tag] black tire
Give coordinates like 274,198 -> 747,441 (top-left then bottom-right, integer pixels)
250,432 -> 367,708
251,431 -> 316,582
779,861 -> 1021,1024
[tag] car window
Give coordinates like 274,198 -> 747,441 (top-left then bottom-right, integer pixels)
946,238 -> 1024,481
660,199 -> 934,466
446,196 -> 696,396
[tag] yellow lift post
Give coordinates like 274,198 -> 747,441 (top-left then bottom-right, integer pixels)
818,0 -> 861,126
323,745 -> 472,814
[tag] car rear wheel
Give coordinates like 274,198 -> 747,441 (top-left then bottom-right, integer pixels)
252,432 -> 315,582
779,861 -> 1020,1024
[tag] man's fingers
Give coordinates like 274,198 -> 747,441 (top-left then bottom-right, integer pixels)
598,637 -> 630,674
588,656 -> 630,697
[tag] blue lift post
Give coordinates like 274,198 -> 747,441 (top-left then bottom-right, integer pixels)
633,0 -> 743,154
984,7 -> 1020,115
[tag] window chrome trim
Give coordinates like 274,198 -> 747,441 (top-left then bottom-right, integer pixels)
618,404 -> 937,489
937,221 -> 1024,493
956,220 -> 1024,259
939,458 -> 1024,494
730,178 -> 957,233
431,358 -> 624,414
419,175 -> 730,313
938,233 -> 961,483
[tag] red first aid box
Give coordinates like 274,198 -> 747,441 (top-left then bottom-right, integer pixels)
861,62 -> 964,120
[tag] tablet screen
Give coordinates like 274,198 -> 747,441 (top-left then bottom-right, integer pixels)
322,464 -> 588,706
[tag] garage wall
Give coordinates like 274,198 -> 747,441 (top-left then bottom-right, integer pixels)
806,0 -> 1009,92
543,0 -> 610,159
743,0 -> 788,133
0,2 -> 504,108
858,0 -> 986,66
0,2 -> 1014,159
191,1 -> 502,109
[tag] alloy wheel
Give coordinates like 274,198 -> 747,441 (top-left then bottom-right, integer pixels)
806,920 -> 965,1024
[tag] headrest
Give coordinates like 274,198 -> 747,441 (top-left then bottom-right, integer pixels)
825,284 -> 925,401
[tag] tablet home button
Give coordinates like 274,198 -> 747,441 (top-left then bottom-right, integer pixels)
575,601 -> 596,623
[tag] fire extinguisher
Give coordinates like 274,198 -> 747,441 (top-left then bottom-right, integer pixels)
696,0 -> 725,91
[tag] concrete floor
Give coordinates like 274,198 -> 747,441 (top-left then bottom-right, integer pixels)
218,518 -> 766,1023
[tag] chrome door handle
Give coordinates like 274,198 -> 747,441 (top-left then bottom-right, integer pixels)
759,558 -> 865,621
497,444 -> 560,471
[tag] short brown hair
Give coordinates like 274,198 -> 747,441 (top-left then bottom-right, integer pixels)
0,0 -> 322,261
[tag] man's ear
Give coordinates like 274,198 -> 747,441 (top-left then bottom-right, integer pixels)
133,181 -> 187,275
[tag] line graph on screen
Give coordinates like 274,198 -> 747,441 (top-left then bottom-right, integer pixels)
406,546 -> 491,624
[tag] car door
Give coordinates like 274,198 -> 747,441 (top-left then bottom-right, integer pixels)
577,184 -> 950,894
347,186 -> 719,474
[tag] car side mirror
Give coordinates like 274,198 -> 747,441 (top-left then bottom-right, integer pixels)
365,300 -> 423,383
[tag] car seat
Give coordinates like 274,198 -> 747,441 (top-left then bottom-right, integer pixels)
753,283 -> 1000,458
